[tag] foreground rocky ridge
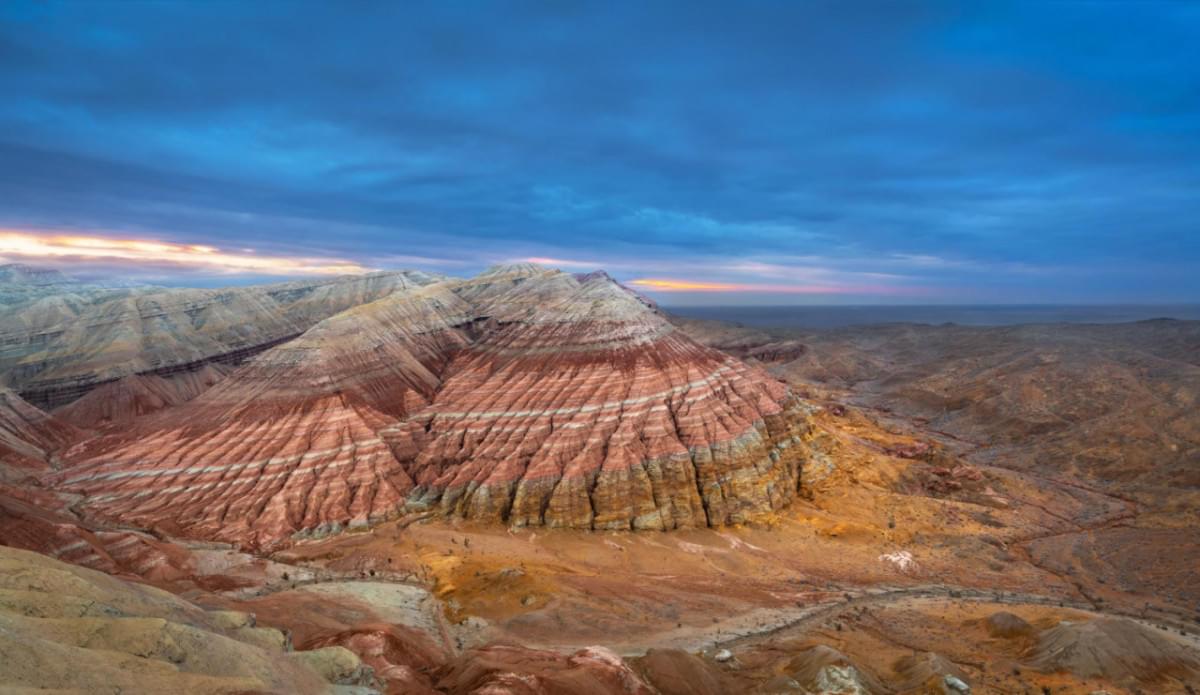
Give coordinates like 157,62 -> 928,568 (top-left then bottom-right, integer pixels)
0,545 -> 375,694
42,264 -> 809,548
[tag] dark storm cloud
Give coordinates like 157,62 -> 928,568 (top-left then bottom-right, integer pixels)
0,1 -> 1197,302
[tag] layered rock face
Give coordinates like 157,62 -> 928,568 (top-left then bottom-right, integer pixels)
52,265 -> 810,548
434,645 -> 656,694
393,266 -> 810,531
0,387 -> 205,581
53,364 -> 232,429
1,269 -> 444,409
57,283 -> 476,548
0,388 -> 79,478
0,485 -> 199,583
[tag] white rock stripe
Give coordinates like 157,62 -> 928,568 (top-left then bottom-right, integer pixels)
63,438 -> 387,485
380,363 -> 742,430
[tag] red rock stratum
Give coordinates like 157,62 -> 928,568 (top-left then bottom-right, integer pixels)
52,265 -> 811,549
0,387 -> 78,477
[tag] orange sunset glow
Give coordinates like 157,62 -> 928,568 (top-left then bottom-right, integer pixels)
0,230 -> 370,276
630,278 -> 869,294
629,278 -> 745,291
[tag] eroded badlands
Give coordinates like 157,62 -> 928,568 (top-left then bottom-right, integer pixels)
1,263 -> 1198,694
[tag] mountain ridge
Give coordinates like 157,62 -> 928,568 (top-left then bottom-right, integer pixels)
36,264 -> 811,549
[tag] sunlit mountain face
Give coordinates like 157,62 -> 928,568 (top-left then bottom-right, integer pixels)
2,4 -> 1200,695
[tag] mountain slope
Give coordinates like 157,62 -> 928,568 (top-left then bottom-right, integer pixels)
53,266 -> 811,548
0,388 -> 79,478
1,269 -> 444,409
53,363 -> 232,428
55,282 -> 476,548
392,267 -> 810,530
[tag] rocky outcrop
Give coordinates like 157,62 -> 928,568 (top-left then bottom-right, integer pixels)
893,651 -> 971,693
0,388 -> 206,581
784,645 -> 883,694
303,623 -> 448,694
983,611 -> 1034,639
288,645 -> 380,688
0,485 -> 199,582
51,265 -> 811,549
0,545 -> 352,694
2,269 -> 444,409
1023,617 -> 1200,687
434,645 -> 655,695
630,649 -> 736,695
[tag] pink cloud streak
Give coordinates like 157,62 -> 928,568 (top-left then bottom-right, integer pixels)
629,277 -> 927,295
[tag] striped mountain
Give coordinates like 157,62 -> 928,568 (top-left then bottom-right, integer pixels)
51,265 -> 813,549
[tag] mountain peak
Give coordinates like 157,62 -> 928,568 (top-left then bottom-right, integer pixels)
479,262 -> 550,278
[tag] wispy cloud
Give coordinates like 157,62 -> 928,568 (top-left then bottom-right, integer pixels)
522,256 -> 611,270
0,230 -> 371,276
630,277 -> 926,295
373,253 -> 476,268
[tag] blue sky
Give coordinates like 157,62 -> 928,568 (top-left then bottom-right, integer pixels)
0,1 -> 1197,304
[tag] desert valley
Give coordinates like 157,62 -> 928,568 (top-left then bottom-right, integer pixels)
0,261 -> 1197,694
